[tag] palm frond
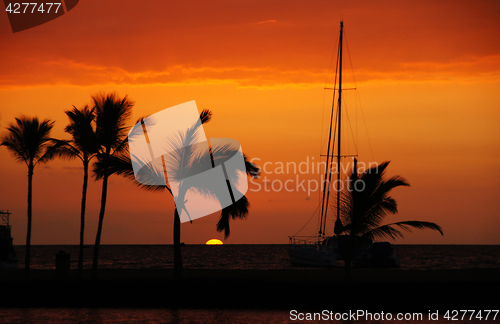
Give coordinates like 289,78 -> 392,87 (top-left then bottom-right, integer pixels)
360,224 -> 406,243
63,105 -> 99,156
49,139 -> 81,160
361,221 -> 443,243
0,133 -> 29,164
244,154 -> 260,178
217,195 -> 249,238
337,159 -> 442,245
0,116 -> 55,166
199,109 -> 212,124
390,221 -> 443,235
112,137 -> 130,155
94,142 -> 170,193
162,122 -> 205,181
92,93 -> 133,151
35,139 -> 64,165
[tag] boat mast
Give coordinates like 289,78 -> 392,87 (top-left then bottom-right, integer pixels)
336,21 -> 343,226
320,21 -> 344,236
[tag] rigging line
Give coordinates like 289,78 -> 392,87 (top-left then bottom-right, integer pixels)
321,81 -> 339,235
293,203 -> 320,237
342,95 -> 359,156
344,29 -> 359,154
318,90 -> 327,212
344,28 -> 375,162
324,34 -> 340,87
343,29 -> 358,157
345,31 -> 359,155
319,92 -> 329,191
344,29 -> 357,88
319,38 -> 340,235
358,92 -> 375,161
319,34 -> 340,156
322,101 -> 338,235
330,21 -> 344,234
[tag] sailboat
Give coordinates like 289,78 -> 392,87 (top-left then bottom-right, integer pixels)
287,21 -> 400,268
287,21 -> 348,267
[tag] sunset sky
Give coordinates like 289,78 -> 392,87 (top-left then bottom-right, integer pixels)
1,0 -> 499,245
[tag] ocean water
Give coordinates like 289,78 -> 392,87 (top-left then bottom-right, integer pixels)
11,244 -> 500,271
4,245 -> 500,323
1,308 -> 499,324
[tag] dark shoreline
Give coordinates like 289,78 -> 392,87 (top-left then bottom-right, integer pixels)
1,268 -> 499,311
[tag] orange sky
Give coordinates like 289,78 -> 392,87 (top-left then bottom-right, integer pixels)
1,0 -> 499,245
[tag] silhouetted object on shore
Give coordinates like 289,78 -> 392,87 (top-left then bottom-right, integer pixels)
55,250 -> 70,278
0,210 -> 18,269
53,105 -> 99,278
1,117 -> 57,277
101,109 -> 259,278
90,93 -> 134,278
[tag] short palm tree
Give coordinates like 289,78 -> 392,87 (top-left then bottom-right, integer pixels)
0,117 -> 57,277
91,93 -> 133,278
338,159 -> 443,280
99,110 -> 260,278
53,105 -> 99,277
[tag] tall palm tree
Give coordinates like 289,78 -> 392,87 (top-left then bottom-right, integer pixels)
338,159 -> 443,280
91,93 -> 133,278
53,105 -> 99,277
98,110 -> 260,278
0,117 -> 57,277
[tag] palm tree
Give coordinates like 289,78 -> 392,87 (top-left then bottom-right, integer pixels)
53,105 -> 99,277
0,117 -> 57,277
91,93 -> 133,278
98,110 -> 260,278
338,159 -> 443,280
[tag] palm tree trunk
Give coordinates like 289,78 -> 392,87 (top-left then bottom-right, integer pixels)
77,160 -> 89,278
25,164 -> 34,278
173,208 -> 183,278
92,173 -> 109,278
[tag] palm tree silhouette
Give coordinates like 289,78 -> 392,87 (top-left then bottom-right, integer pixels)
0,117 -> 57,277
91,93 -> 133,278
101,110 -> 259,278
53,105 -> 99,277
338,159 -> 443,280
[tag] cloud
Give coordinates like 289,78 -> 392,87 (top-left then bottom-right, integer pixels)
1,1 -> 499,88
2,53 -> 498,90
256,20 -> 277,24
0,58 -> 330,88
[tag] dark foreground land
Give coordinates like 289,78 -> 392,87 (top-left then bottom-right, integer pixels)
1,268 -> 498,311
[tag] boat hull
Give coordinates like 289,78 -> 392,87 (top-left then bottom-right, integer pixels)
287,245 -> 336,267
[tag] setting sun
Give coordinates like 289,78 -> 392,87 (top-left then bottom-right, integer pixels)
206,239 -> 223,245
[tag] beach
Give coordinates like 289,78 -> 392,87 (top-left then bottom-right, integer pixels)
1,268 -> 499,312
